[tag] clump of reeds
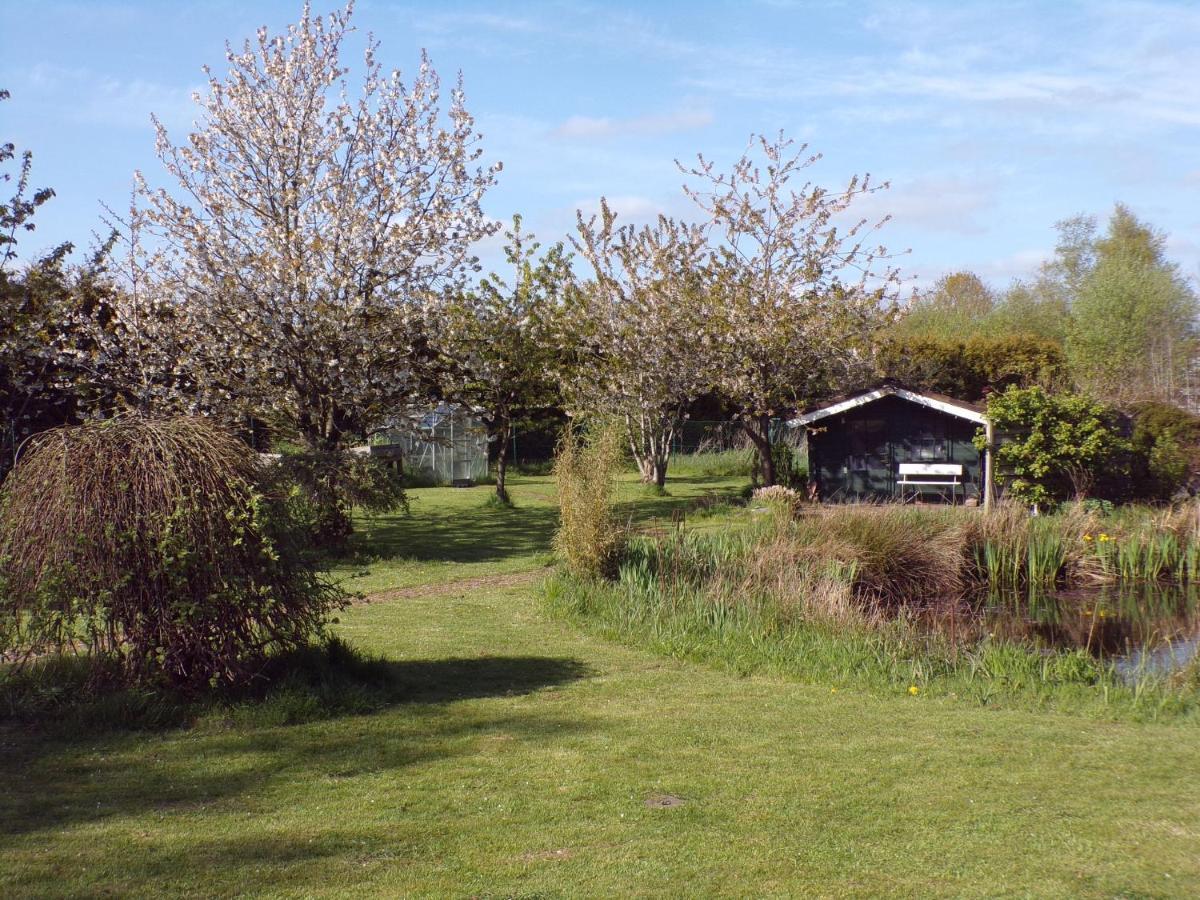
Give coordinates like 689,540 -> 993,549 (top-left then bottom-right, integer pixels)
552,422 -> 627,578
0,416 -> 345,690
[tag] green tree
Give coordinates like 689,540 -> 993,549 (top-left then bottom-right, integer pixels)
1066,205 -> 1197,404
444,216 -> 570,504
894,271 -> 995,340
878,333 -> 1065,400
984,281 -> 1070,344
978,386 -> 1129,506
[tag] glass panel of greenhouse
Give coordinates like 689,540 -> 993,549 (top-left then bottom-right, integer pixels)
371,404 -> 489,485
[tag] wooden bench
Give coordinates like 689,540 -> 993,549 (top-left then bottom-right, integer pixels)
896,462 -> 964,504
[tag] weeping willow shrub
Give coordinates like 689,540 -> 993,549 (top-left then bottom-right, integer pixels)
553,422 -> 627,578
0,417 -> 346,690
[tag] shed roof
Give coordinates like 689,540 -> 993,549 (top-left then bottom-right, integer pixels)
789,382 -> 987,427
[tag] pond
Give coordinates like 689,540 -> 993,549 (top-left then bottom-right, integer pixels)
976,582 -> 1200,679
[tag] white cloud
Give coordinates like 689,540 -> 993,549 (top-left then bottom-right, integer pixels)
552,108 -> 714,140
572,194 -> 665,221
854,176 -> 999,237
27,63 -> 198,132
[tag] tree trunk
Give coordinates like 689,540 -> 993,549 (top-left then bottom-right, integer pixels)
495,420 -> 511,504
744,416 -> 775,486
651,456 -> 668,488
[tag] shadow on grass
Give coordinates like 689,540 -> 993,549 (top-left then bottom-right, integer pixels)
0,640 -> 591,737
351,502 -> 561,565
0,644 -> 592,840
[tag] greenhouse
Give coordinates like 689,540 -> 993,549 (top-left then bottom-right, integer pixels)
370,404 -> 489,486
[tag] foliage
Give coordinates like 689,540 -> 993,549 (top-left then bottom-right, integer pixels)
0,90 -> 83,475
263,449 -> 407,552
1128,402 -> 1200,501
552,422 -> 626,578
984,280 -> 1071,343
892,271 -> 996,341
0,417 -> 345,689
1012,204 -> 1200,406
681,132 -> 900,485
1067,250 -> 1198,404
444,216 -> 569,504
979,386 -> 1130,505
567,200 -> 709,487
129,2 -> 500,449
877,332 -> 1067,399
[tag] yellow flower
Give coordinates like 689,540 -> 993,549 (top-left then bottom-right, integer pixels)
1083,534 -> 1093,542
908,685 -> 920,695
1099,533 -> 1110,543
830,688 -> 838,694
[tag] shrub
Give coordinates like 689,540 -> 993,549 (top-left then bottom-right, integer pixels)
264,449 -> 407,551
0,417 -> 346,690
979,386 -> 1130,506
1128,402 -> 1200,501
552,422 -> 626,578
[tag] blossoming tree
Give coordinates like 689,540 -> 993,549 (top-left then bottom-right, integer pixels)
680,133 -> 901,485
569,199 -> 710,487
135,1 -> 500,450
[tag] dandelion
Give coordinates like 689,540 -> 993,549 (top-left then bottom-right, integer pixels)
908,685 -> 919,695
1099,533 -> 1110,543
830,688 -> 838,694
1083,534 -> 1094,542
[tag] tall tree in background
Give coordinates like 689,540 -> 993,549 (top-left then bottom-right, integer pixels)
682,133 -> 900,485
1067,204 -> 1198,404
569,200 -> 710,488
894,271 -> 995,340
445,216 -> 568,504
135,2 -> 500,449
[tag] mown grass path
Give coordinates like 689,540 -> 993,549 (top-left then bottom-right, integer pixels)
3,476 -> 1199,897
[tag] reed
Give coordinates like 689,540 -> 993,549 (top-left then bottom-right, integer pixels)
544,499 -> 1200,716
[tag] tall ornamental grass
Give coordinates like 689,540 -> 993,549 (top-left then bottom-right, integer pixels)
552,422 -> 627,578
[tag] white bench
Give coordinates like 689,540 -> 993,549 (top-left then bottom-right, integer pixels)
897,462 -> 964,504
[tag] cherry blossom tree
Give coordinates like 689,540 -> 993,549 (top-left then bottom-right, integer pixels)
444,215 -> 570,504
569,199 -> 710,488
135,2 -> 500,450
681,133 -> 901,485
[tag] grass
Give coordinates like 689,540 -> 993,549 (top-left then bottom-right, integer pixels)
545,502 -> 1200,719
668,447 -> 755,478
3,475 -> 1200,896
330,472 -> 745,594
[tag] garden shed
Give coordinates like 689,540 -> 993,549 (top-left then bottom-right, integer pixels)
791,382 -> 993,504
370,404 -> 489,486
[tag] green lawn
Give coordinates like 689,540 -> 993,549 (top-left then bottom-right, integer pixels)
3,474 -> 1200,897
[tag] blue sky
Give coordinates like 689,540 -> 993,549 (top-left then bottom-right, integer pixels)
3,0 -> 1199,290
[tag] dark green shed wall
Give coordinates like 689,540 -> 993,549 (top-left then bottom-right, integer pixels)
807,395 -> 984,502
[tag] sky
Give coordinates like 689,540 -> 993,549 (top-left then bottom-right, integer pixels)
2,0 -> 1199,291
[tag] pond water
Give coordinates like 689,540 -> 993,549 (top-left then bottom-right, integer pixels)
976,582 -> 1200,678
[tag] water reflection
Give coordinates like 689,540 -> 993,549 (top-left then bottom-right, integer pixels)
976,582 -> 1200,676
